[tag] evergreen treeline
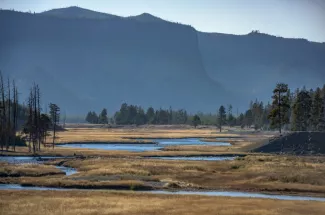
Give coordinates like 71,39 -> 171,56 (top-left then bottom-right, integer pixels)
84,102 -> 272,128
114,104 -> 188,125
85,108 -> 108,124
267,83 -> 325,133
85,104 -> 188,125
84,84 -> 325,133
290,86 -> 325,132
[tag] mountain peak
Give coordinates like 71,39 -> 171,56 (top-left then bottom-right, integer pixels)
41,6 -> 120,20
128,13 -> 165,22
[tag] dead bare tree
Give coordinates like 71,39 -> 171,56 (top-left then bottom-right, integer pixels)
0,73 -> 20,152
0,72 -> 5,152
12,80 -> 18,151
6,78 -> 11,151
49,103 -> 60,149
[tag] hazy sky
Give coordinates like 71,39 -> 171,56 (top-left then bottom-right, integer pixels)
1,0 -> 324,42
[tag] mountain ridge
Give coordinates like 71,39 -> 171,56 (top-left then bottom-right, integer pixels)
0,8 -> 324,115
38,6 -> 323,43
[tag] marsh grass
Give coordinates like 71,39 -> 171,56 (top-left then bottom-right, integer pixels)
0,162 -> 64,177
18,177 -> 153,190
22,155 -> 324,195
2,153 -> 325,195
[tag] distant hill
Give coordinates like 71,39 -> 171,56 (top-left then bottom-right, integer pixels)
127,13 -> 166,23
0,7 -> 324,115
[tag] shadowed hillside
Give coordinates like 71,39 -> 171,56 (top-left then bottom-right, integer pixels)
253,132 -> 325,155
198,31 -> 325,100
0,9 -> 232,114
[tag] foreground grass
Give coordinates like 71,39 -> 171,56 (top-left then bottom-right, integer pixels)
0,190 -> 324,215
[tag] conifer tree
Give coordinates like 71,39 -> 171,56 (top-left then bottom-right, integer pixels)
192,114 -> 201,128
311,88 -> 324,131
292,89 -> 312,131
98,108 -> 108,124
217,105 -> 226,132
268,83 -> 290,134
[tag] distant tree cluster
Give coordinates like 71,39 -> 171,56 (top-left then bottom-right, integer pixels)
291,86 -> 325,132
268,83 -> 325,133
114,103 -> 188,126
85,108 -> 108,124
82,84 -> 325,134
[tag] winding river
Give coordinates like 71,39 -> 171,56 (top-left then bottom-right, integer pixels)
0,156 -> 77,176
0,184 -> 324,202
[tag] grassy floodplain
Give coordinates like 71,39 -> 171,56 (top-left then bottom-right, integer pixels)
2,155 -> 325,196
1,126 -> 325,214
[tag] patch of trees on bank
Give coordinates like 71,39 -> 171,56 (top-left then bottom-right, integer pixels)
0,71 -> 61,153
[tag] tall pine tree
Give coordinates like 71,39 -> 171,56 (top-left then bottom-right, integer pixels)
217,105 -> 226,132
268,83 -> 290,134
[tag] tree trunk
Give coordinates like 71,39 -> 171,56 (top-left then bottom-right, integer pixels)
52,114 -> 56,149
12,82 -> 17,152
7,78 -> 11,151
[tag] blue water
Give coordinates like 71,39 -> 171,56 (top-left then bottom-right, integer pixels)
150,138 -> 231,146
147,190 -> 325,202
0,184 -> 69,191
0,156 -> 64,164
147,156 -> 236,161
58,138 -> 230,152
215,137 -> 239,141
58,143 -> 162,152
0,184 -> 324,202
